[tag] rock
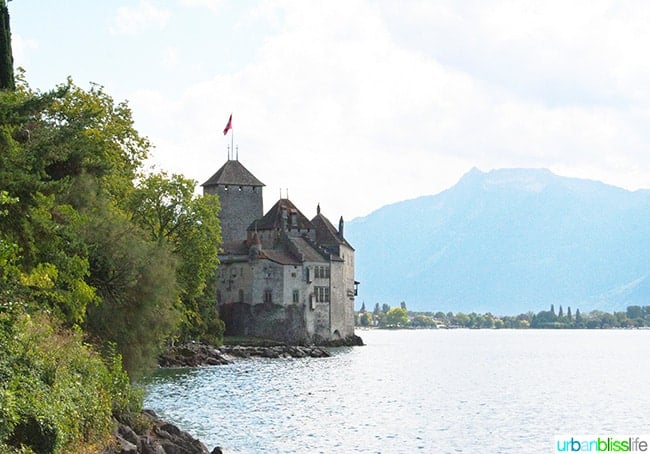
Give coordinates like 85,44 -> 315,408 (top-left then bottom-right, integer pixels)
159,343 -> 231,368
115,435 -> 138,454
117,423 -> 141,450
107,410 -> 217,454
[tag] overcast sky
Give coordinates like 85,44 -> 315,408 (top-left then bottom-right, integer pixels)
10,0 -> 650,220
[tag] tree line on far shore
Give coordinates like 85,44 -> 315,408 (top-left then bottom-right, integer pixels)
356,302 -> 650,329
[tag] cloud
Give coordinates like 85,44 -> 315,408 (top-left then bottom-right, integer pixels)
179,0 -> 224,14
131,0 -> 650,219
109,1 -> 171,36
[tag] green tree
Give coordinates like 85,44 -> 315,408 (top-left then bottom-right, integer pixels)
127,172 -> 224,344
384,307 -> 409,327
452,312 -> 470,327
410,314 -> 435,328
82,211 -> 180,377
0,0 -> 14,90
627,305 -> 642,319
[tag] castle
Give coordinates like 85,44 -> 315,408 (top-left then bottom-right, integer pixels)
202,158 -> 361,345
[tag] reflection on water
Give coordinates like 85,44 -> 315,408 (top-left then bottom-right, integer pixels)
143,330 -> 650,453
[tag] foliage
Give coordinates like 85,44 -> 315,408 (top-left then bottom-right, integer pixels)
1,75 -> 223,447
128,172 -> 224,345
356,303 -> 650,330
0,306 -> 139,453
0,0 -> 14,91
0,13 -> 224,452
384,307 -> 409,327
82,210 -> 181,378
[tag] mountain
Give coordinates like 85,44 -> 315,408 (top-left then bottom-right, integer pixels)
346,168 -> 650,314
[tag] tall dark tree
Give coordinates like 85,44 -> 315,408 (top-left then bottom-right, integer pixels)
0,0 -> 15,90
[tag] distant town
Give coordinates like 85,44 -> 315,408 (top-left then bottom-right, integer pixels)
356,302 -> 650,329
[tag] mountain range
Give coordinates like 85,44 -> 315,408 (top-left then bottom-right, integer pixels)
346,168 -> 650,314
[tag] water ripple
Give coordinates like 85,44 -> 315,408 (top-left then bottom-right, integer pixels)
143,330 -> 650,453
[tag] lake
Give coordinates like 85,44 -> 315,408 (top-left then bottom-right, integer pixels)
143,329 -> 650,453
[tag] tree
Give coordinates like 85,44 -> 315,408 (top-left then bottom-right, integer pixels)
452,312 -> 470,327
127,172 -> 224,344
384,307 -> 408,327
359,302 -> 366,313
82,210 -> 180,377
627,305 -> 642,319
0,0 -> 14,90
410,314 -> 435,328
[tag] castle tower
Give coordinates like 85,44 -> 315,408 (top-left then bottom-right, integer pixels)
201,159 -> 264,244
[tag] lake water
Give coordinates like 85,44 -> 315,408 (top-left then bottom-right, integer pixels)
143,329 -> 650,453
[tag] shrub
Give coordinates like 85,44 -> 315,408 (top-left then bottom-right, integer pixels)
0,305 -> 140,453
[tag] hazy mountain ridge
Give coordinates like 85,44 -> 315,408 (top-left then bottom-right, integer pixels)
347,168 -> 650,314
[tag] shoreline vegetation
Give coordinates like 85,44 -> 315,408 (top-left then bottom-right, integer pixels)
356,302 -> 650,330
1,6 -> 229,448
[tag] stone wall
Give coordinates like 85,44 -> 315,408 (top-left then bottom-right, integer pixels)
205,184 -> 262,243
220,301 -> 310,344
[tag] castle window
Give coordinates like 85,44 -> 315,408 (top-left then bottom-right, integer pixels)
217,290 -> 222,304
292,290 -> 299,303
314,266 -> 330,279
264,289 -> 273,303
239,289 -> 244,303
314,286 -> 330,303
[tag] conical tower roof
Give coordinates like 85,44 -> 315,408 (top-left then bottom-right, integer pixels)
201,159 -> 264,187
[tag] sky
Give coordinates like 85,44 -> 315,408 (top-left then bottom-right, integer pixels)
9,0 -> 650,221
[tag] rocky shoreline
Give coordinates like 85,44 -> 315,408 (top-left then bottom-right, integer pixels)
158,342 -> 332,367
158,335 -> 364,368
103,409 -> 222,454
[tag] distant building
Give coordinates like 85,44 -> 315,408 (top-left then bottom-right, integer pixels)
202,158 -> 360,345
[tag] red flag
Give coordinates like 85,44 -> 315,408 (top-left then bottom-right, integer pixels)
223,114 -> 232,135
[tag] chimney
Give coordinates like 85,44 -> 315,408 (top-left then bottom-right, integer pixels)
338,216 -> 344,238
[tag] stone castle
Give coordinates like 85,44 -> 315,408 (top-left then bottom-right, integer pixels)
202,158 -> 361,345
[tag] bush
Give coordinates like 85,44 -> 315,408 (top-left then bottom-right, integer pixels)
0,304 -> 140,453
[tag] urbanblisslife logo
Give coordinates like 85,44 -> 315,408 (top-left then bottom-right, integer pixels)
555,436 -> 650,452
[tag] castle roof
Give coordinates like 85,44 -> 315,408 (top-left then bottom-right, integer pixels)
311,209 -> 354,250
249,198 -> 312,231
201,159 -> 264,187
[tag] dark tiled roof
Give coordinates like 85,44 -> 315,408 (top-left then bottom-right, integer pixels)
260,249 -> 302,265
201,160 -> 264,187
249,199 -> 312,231
287,236 -> 328,262
311,212 -> 353,250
